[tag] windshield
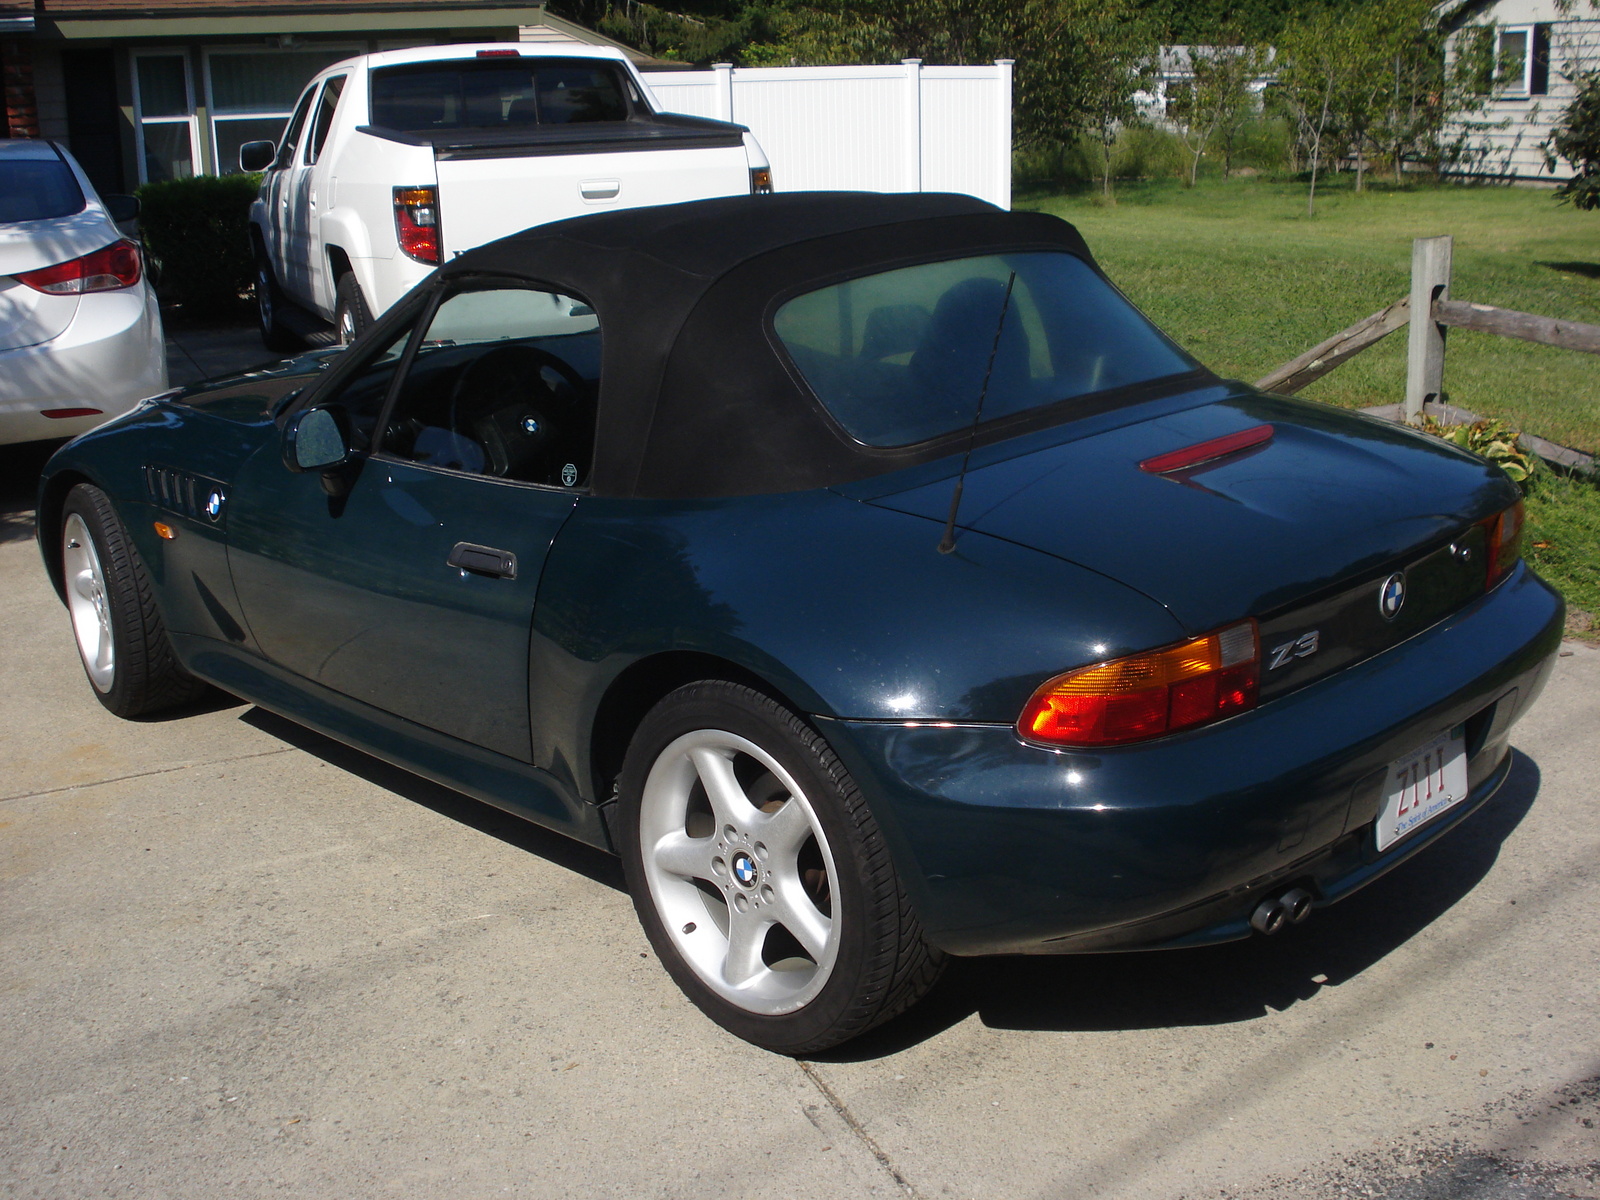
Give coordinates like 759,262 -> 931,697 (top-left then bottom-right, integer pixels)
0,147 -> 87,223
773,251 -> 1197,447
370,57 -> 634,132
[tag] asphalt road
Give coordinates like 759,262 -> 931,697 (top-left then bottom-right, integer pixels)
2,362 -> 1597,1198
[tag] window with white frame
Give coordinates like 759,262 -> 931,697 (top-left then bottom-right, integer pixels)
204,47 -> 354,174
1497,25 -> 1532,94
132,51 -> 200,184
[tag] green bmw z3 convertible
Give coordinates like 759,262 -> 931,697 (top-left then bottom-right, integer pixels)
38,192 -> 1563,1052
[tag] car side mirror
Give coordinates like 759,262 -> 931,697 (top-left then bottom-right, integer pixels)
103,194 -> 141,223
283,406 -> 352,473
239,140 -> 276,172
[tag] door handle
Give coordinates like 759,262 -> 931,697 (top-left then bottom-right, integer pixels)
581,179 -> 620,200
448,542 -> 517,579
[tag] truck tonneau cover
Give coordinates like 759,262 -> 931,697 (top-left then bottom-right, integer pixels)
355,112 -> 749,161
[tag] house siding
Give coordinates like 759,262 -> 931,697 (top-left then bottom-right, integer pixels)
1446,1 -> 1599,181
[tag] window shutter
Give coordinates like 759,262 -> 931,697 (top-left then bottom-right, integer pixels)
1530,24 -> 1550,96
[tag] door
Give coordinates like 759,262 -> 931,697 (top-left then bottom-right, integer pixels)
226,279 -> 603,762
303,74 -> 347,315
266,84 -> 316,303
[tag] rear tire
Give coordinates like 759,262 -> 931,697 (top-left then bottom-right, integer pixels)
616,681 -> 944,1054
334,273 -> 371,346
60,483 -> 210,718
255,251 -> 300,354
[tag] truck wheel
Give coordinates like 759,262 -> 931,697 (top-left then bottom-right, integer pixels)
255,253 -> 300,354
335,274 -> 371,346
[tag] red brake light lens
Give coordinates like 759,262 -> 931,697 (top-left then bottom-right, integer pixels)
393,186 -> 440,264
1481,499 -> 1525,590
1019,621 -> 1259,748
16,240 -> 142,294
476,48 -> 521,57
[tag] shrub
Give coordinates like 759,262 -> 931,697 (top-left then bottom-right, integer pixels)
134,173 -> 261,314
1418,416 -> 1540,489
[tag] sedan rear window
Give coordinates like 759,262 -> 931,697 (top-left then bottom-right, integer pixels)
0,148 -> 86,223
773,251 -> 1197,447
370,58 -> 633,132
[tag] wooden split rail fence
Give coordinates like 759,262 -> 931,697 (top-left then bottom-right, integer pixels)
1255,236 -> 1600,472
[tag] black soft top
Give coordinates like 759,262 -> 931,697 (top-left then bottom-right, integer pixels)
444,192 -> 1171,498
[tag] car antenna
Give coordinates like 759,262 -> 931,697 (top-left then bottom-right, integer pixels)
938,271 -> 1017,555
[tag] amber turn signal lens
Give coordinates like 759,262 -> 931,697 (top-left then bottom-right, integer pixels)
1019,621 -> 1259,748
1481,499 -> 1525,590
153,521 -> 176,540
393,186 -> 440,264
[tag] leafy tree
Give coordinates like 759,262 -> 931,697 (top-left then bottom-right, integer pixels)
1064,0 -> 1160,199
1544,71 -> 1600,209
1167,40 -> 1270,186
1277,6 -> 1356,214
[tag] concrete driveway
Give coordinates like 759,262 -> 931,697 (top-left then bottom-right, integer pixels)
2,368 -> 1597,1198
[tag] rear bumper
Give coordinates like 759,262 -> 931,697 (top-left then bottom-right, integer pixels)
0,285 -> 166,446
822,563 -> 1564,956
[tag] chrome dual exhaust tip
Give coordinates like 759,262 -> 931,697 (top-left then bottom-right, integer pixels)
1250,886 -> 1315,935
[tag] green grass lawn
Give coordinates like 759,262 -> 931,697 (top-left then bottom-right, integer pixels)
1019,175 -> 1600,622
1020,175 -> 1600,455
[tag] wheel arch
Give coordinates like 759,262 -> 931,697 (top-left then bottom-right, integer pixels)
37,469 -> 98,603
587,650 -> 811,807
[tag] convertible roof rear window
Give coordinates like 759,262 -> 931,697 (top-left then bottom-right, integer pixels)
773,251 -> 1195,448
370,58 -> 633,131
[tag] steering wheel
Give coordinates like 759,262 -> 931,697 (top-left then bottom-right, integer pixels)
445,344 -> 592,485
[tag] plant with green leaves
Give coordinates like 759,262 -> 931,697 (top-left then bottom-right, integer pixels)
1167,42 -> 1270,187
1543,70 -> 1600,210
1419,416 -> 1541,488
1065,0 -> 1160,201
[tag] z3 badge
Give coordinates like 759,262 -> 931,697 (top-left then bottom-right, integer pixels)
1268,630 -> 1320,670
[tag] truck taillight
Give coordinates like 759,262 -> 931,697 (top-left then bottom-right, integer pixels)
17,240 -> 142,294
749,167 -> 773,195
393,186 -> 440,264
1018,621 -> 1260,748
1481,499 -> 1526,590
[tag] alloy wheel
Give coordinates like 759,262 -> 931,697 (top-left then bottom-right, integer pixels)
63,513 -> 114,692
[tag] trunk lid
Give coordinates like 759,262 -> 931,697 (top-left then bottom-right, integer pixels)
860,388 -> 1514,638
0,208 -> 116,350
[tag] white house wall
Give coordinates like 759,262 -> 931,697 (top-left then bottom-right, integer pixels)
642,61 -> 1013,208
1446,1 -> 1598,181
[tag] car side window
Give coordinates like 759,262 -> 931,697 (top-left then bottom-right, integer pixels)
315,320 -> 416,450
379,284 -> 601,489
274,86 -> 317,170
306,75 -> 347,165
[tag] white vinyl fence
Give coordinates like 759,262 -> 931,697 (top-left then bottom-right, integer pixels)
641,60 -> 1014,210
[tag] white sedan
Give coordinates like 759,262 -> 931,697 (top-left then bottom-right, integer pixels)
0,140 -> 167,447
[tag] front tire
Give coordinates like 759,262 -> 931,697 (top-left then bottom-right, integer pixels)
617,681 -> 944,1054
255,252 -> 300,353
60,484 -> 209,718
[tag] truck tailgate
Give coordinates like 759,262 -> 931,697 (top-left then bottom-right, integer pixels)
435,145 -> 751,255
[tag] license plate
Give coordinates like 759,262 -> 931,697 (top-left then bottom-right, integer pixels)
1375,726 -> 1470,851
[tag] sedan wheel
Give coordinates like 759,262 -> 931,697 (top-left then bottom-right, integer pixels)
63,512 -> 115,693
618,681 -> 944,1053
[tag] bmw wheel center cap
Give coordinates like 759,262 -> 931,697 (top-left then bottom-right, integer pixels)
731,851 -> 757,888
1379,572 -> 1406,620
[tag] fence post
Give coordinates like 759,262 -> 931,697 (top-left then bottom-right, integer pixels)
1405,235 -> 1452,422
713,62 -> 734,123
994,59 -> 1014,210
902,58 -> 922,193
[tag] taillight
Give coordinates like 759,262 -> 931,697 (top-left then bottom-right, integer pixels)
749,167 -> 773,195
1481,499 -> 1525,590
393,186 -> 440,264
1019,621 -> 1259,748
16,240 -> 142,294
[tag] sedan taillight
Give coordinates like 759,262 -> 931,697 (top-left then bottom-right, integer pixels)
1019,621 -> 1259,748
1481,499 -> 1526,590
393,186 -> 440,264
16,240 -> 142,294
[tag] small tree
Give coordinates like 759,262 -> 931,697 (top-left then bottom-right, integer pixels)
1064,0 -> 1160,200
1166,43 -> 1266,187
1279,7 -> 1355,214
1544,70 -> 1600,208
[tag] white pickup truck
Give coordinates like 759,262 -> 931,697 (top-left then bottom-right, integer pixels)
241,43 -> 772,350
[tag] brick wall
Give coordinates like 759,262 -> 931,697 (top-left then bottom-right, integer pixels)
3,35 -> 38,138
